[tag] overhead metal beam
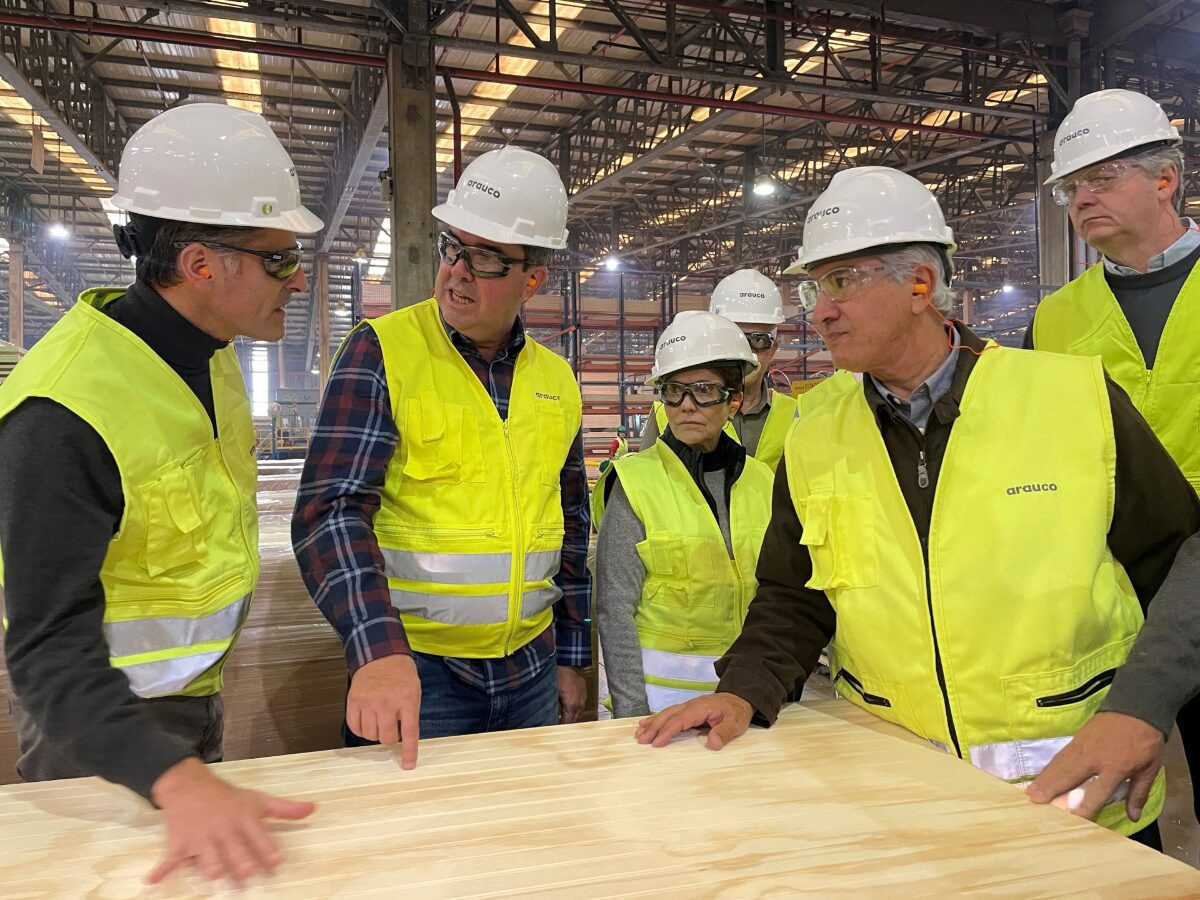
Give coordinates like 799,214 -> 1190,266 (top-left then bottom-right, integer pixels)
436,37 -> 1048,123
1089,0 -> 1192,55
0,41 -> 124,187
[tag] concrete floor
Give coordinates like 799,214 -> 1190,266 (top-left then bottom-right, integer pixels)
597,661 -> 1199,867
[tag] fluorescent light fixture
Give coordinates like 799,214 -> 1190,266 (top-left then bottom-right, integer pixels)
604,255 -> 620,271
1002,284 -> 1014,293
752,175 -> 776,196
47,222 -> 70,239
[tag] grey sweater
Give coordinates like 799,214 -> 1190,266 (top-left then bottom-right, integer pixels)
595,470 -> 731,718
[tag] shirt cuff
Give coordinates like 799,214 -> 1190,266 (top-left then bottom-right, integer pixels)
344,614 -> 412,678
555,618 -> 592,668
1098,667 -> 1178,738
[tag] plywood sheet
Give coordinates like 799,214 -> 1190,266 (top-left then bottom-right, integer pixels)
1,700 -> 1196,898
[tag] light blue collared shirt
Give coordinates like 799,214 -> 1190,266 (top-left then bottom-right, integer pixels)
871,327 -> 960,433
1103,218 -> 1200,276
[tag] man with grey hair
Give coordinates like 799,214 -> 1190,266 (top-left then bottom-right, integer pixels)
638,166 -> 1200,852
1028,88 -> 1200,826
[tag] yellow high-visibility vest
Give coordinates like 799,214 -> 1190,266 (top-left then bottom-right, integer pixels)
613,440 -> 773,712
1033,261 -> 1200,493
367,299 -> 581,658
785,346 -> 1163,835
0,288 -> 259,697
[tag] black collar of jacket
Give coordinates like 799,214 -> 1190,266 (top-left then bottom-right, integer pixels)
105,279 -> 228,374
661,426 -> 747,521
862,320 -> 987,430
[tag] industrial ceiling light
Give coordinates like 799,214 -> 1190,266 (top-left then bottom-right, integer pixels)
1002,284 -> 1015,293
47,221 -> 70,239
753,175 -> 776,197
604,255 -> 620,271
353,248 -> 369,266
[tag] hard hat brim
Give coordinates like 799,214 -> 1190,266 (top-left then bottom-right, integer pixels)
432,202 -> 567,250
1041,136 -> 1183,185
110,195 -> 325,234
644,356 -> 761,389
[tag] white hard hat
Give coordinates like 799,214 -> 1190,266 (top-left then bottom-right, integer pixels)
783,166 -> 956,275
709,269 -> 785,325
1045,89 -> 1180,185
646,310 -> 761,388
110,103 -> 323,233
432,146 -> 568,249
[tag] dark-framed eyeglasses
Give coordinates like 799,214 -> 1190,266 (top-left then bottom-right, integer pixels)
180,241 -> 304,280
743,331 -> 776,352
437,231 -> 527,278
659,380 -> 737,408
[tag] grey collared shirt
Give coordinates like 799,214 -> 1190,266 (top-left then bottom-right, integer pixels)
870,328 -> 960,433
1104,218 -> 1200,276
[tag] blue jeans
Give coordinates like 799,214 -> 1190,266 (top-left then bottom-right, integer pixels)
343,652 -> 558,747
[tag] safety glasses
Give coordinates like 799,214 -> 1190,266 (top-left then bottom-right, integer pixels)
743,331 -> 776,352
437,231 -> 528,278
185,241 -> 304,280
1050,159 -> 1137,207
658,380 -> 737,408
796,264 -> 889,312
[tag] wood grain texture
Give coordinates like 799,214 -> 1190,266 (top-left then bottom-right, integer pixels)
1,700 -> 1197,898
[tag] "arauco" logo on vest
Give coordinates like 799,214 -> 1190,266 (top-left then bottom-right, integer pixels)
1006,483 -> 1058,495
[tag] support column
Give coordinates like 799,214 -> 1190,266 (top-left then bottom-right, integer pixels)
1036,130 -> 1071,292
962,290 -> 975,326
276,340 -> 287,390
8,241 -> 22,348
388,9 -> 437,312
316,253 -> 331,390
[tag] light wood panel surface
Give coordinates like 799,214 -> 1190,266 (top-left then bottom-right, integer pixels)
1,699 -> 1197,898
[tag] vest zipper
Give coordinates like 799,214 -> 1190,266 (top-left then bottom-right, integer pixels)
833,668 -> 892,707
910,424 -> 962,758
1036,668 -> 1116,708
501,420 -> 524,657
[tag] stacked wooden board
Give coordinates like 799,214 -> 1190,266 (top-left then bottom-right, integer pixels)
1,700 -> 1197,897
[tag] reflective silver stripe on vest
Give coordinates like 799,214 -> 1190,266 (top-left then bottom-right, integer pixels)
392,586 -> 559,625
382,548 -> 511,586
381,549 -> 562,586
525,549 -> 562,583
391,590 -> 509,625
104,594 -> 250,659
521,585 -> 560,619
645,683 -> 709,713
121,649 -> 228,699
969,736 -> 1071,781
641,647 -> 721,684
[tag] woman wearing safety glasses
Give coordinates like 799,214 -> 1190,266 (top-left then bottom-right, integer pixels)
592,311 -> 774,717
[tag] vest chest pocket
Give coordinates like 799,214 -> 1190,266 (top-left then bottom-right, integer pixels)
402,393 -> 485,485
536,404 -> 570,488
799,493 -> 879,590
138,462 -> 207,577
